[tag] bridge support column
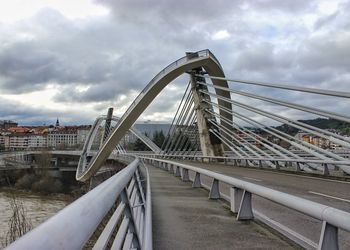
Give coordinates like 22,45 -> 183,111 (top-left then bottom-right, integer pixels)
188,67 -> 224,158
102,107 -> 113,143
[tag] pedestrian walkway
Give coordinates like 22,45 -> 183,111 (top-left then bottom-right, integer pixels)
148,165 -> 297,250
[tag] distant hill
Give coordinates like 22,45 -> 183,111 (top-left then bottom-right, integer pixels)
275,118 -> 350,136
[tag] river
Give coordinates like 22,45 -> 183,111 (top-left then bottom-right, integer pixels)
0,189 -> 70,247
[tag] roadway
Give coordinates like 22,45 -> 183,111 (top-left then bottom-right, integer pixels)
147,164 -> 297,250
169,160 -> 350,249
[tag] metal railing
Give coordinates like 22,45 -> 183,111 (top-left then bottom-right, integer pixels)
131,153 -> 350,176
6,157 -> 152,250
142,157 -> 350,250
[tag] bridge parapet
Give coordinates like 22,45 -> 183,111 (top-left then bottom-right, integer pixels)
137,153 -> 350,178
6,158 -> 152,250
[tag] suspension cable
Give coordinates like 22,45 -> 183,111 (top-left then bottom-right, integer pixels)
206,109 -> 292,159
198,82 -> 350,124
198,75 -> 350,98
204,104 -> 308,161
201,90 -> 350,147
163,90 -> 193,153
168,106 -> 196,153
161,82 -> 191,150
165,94 -> 194,153
207,99 -> 348,163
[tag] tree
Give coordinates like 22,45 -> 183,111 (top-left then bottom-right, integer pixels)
152,130 -> 165,147
4,194 -> 32,247
35,149 -> 52,176
133,132 -> 151,151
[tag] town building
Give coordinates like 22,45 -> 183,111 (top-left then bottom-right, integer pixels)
0,120 -> 18,129
0,121 -> 92,151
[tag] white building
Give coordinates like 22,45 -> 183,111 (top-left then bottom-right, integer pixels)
8,134 -> 29,150
28,134 -> 47,149
47,131 -> 78,149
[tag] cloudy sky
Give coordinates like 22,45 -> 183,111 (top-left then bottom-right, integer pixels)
0,0 -> 349,126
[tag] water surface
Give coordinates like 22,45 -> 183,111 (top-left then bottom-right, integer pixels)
0,189 -> 69,247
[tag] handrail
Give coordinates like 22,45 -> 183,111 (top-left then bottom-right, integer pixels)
143,162 -> 153,249
6,158 -> 153,250
143,157 -> 350,249
130,152 -> 350,167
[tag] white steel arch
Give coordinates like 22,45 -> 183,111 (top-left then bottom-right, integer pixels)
77,50 -> 232,181
76,115 -> 161,179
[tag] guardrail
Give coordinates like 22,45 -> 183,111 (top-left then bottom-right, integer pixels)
6,157 -> 152,250
133,153 -> 350,176
142,157 -> 350,250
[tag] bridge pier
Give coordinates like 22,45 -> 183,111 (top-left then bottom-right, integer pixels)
189,67 -> 224,158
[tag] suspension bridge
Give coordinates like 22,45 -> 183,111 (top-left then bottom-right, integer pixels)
4,50 -> 350,250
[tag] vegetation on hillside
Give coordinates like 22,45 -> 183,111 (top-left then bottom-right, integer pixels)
275,118 -> 350,136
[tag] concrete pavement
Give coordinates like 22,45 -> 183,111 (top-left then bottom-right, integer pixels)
172,160 -> 350,249
148,165 -> 297,250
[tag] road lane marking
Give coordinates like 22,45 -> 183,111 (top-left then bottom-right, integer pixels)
308,191 -> 350,203
243,177 -> 262,182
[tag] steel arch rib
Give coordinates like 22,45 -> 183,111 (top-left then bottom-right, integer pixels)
128,126 -> 161,153
76,116 -> 161,179
77,49 -> 232,181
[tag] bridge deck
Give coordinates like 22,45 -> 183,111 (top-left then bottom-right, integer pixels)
147,164 -> 296,250
170,160 -> 350,249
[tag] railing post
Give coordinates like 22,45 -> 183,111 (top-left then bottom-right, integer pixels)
164,162 -> 169,171
119,188 -> 141,248
258,160 -> 262,168
323,163 -> 329,176
175,166 -> 181,177
192,172 -> 201,188
318,221 -> 338,250
296,162 -> 301,172
275,161 -> 280,170
169,164 -> 174,174
237,190 -> 254,220
245,159 -> 249,167
233,159 -> 237,166
181,168 -> 190,182
230,187 -> 243,213
209,179 -> 220,199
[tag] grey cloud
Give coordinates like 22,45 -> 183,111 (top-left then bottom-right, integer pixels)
247,0 -> 317,13
314,12 -> 339,30
1,0 -> 350,125
0,97 -> 92,125
297,35 -> 350,71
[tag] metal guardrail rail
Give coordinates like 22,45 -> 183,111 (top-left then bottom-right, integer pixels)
6,157 -> 152,250
134,153 -> 350,176
142,157 -> 350,250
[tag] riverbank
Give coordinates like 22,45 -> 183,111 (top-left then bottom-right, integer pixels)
0,189 -> 71,247
0,168 -> 87,197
